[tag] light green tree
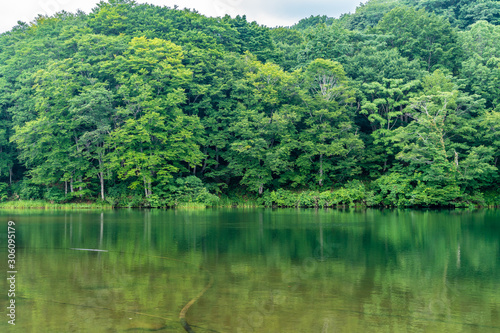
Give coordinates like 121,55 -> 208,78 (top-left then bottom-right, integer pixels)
296,59 -> 363,188
107,37 -> 203,197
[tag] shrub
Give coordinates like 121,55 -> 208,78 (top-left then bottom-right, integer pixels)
0,183 -> 9,201
13,181 -> 43,200
44,186 -> 67,203
373,173 -> 413,206
410,183 -> 463,207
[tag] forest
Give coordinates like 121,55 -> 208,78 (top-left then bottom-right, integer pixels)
0,0 -> 499,208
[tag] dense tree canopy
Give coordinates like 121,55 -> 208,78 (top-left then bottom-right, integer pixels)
0,0 -> 498,207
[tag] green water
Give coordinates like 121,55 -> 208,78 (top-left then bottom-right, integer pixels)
0,209 -> 499,332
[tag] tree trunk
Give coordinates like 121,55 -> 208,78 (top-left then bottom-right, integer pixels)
65,181 -> 68,195
100,172 -> 105,200
143,176 -> 148,197
201,147 -> 208,174
98,159 -> 105,200
319,154 -> 323,187
79,176 -> 83,197
9,167 -> 12,185
70,178 -> 74,193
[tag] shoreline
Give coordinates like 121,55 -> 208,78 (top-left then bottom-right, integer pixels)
0,199 -> 498,210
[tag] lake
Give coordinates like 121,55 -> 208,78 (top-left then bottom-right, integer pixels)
0,208 -> 499,332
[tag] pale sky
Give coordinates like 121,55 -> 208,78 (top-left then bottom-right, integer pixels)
1,0 -> 364,33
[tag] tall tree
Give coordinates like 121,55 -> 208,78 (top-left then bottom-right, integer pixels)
68,83 -> 115,200
458,20 -> 500,111
295,59 -> 363,188
392,70 -> 494,202
106,37 -> 203,197
11,59 -> 85,193
375,6 -> 462,73
224,56 -> 297,194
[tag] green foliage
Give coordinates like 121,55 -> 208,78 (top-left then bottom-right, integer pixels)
477,111 -> 500,170
484,189 -> 500,207
0,200 -> 112,209
297,23 -> 353,65
262,181 -> 374,208
406,0 -> 500,28
294,59 -> 363,188
292,15 -> 336,30
13,181 -> 43,200
458,21 -> 500,110
349,0 -> 500,30
458,0 -> 500,28
43,187 -> 67,203
270,27 -> 304,71
373,172 -> 414,206
168,176 -> 219,206
391,70 -> 492,194
346,0 -> 401,30
375,6 -> 462,72
0,183 -> 9,201
0,0 -> 498,208
411,183 -> 463,206
223,15 -> 275,62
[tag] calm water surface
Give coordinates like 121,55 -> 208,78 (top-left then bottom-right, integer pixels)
0,209 -> 499,332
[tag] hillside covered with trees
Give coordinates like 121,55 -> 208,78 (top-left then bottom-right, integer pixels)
0,0 -> 499,208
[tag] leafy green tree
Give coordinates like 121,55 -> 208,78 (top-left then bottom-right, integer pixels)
193,53 -> 246,189
106,37 -> 203,197
476,110 -> 500,182
297,23 -> 353,66
405,0 -> 500,28
358,78 -> 421,176
270,27 -> 304,71
375,6 -> 461,73
88,0 -> 132,35
295,59 -> 363,187
344,44 -> 424,84
11,59 -> 84,194
1,0 -> 499,206
108,111 -> 203,197
292,15 -> 336,30
458,20 -> 500,110
68,83 -> 115,200
222,15 -> 275,62
224,57 -> 297,194
0,77 -> 15,184
404,0 -> 463,26
392,70 -> 494,201
458,0 -> 500,28
346,0 -> 401,30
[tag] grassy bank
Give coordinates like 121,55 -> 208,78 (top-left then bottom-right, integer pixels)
1,186 -> 499,210
0,200 -> 113,209
259,187 -> 500,209
215,196 -> 261,208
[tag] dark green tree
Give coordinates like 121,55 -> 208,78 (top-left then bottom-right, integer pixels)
375,6 -> 462,73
